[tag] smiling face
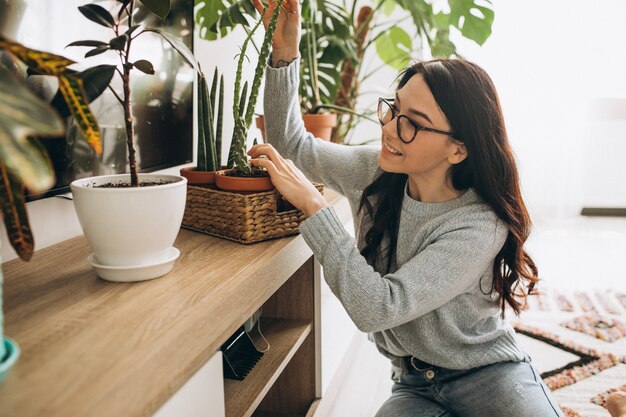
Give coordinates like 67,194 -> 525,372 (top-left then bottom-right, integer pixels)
377,74 -> 467,191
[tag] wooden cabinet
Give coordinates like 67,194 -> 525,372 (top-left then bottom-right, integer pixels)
0,190 -> 349,417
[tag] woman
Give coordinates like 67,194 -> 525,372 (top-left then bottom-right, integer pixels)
248,0 -> 565,415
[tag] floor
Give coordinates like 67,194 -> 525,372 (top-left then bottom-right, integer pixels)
326,214 -> 626,417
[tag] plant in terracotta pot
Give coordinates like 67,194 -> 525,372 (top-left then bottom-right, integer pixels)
213,0 -> 286,193
67,0 -> 202,282
180,67 -> 225,186
197,0 -> 494,144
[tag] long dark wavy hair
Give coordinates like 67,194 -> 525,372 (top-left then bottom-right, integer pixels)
358,58 -> 538,317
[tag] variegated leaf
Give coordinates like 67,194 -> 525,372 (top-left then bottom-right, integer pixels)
0,162 -> 35,261
0,36 -> 75,75
57,74 -> 102,155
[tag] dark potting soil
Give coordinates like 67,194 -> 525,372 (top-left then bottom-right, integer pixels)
223,170 -> 269,178
93,180 -> 174,188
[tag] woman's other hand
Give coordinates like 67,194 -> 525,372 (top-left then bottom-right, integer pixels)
252,0 -> 300,65
247,144 -> 327,217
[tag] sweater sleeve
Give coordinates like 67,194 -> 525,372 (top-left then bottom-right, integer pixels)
263,58 -> 382,197
298,206 -> 509,333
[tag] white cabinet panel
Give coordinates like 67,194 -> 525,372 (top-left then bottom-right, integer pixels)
152,351 -> 225,417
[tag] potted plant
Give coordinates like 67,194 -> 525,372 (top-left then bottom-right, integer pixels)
180,67 -> 225,186
67,0 -> 200,282
0,40 -> 104,381
196,0 -> 494,144
213,0 -> 286,192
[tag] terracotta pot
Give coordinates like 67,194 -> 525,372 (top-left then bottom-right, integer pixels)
214,169 -> 275,192
256,113 -> 337,142
180,167 -> 217,186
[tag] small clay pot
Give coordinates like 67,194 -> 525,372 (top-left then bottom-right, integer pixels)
180,167 -> 217,186
214,169 -> 275,192
256,113 -> 337,142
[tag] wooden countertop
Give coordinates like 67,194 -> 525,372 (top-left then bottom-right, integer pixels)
0,189 -> 350,417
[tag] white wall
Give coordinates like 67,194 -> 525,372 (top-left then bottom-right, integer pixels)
447,0 -> 626,217
352,0 -> 626,218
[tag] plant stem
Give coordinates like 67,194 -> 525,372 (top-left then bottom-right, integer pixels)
122,0 -> 138,186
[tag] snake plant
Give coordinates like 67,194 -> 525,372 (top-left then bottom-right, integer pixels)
197,67 -> 224,172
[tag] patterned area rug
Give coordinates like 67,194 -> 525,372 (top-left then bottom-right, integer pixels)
508,289 -> 626,417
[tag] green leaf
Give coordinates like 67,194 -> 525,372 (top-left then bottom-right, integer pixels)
139,0 -> 171,20
194,0 -> 257,41
375,27 -> 412,71
141,28 -> 198,71
85,46 -> 110,58
50,65 -> 116,118
0,68 -> 61,192
133,59 -> 155,74
126,24 -> 142,37
78,4 -> 116,28
448,0 -> 494,45
430,28 -> 457,57
0,163 -> 35,261
382,0 -> 396,16
67,40 -> 108,48
109,34 -> 128,51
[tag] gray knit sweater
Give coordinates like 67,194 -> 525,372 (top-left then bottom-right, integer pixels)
263,58 -> 526,370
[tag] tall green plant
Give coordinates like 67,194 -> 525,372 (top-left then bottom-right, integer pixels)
70,0 -> 203,186
226,0 -> 284,175
195,0 -> 495,144
197,67 -> 224,172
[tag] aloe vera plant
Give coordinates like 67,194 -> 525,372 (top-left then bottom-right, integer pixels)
226,0 -> 284,176
197,67 -> 224,172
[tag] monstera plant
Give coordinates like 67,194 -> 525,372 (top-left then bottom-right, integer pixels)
195,0 -> 495,144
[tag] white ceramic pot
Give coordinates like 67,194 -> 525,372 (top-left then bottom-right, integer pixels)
70,174 -> 187,282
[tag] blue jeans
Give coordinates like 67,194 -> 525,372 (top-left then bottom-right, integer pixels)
374,355 -> 565,417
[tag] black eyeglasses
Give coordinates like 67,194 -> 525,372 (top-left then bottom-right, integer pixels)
377,98 -> 460,144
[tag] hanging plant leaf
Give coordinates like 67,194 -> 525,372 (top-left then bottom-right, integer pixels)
57,74 -> 102,155
133,59 -> 155,74
0,163 -> 35,261
67,40 -> 108,48
50,64 -> 116,118
139,0 -> 171,20
78,4 -> 116,28
0,37 -> 74,75
109,34 -> 128,51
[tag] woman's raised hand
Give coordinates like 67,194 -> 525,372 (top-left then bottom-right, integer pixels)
252,0 -> 300,64
247,143 -> 328,218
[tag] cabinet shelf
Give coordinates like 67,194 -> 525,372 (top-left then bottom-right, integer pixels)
225,318 -> 312,417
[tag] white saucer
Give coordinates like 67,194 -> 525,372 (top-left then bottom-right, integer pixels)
87,247 -> 180,282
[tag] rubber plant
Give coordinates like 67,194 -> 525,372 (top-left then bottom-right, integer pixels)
69,0 -> 198,187
224,0 -> 284,176
195,0 -> 495,144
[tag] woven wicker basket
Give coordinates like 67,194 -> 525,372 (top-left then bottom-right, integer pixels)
182,183 -> 325,244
